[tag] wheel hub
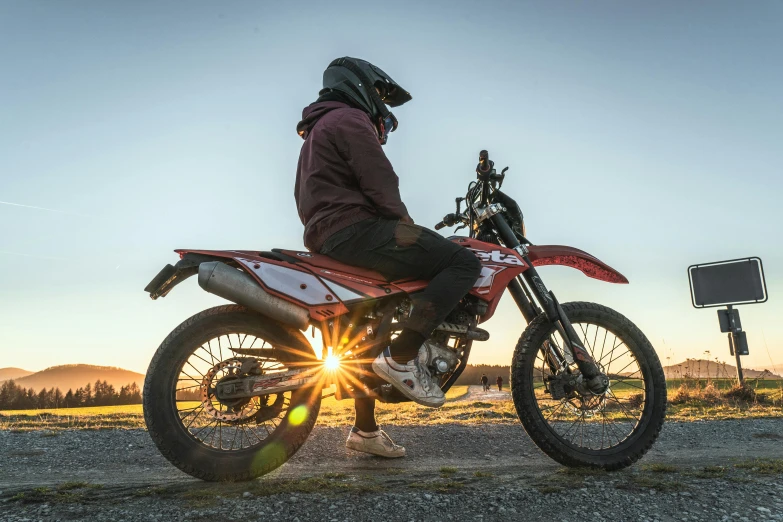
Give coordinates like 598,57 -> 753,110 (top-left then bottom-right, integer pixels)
547,363 -> 611,416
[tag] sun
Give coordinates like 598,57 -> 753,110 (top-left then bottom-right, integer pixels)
324,354 -> 341,371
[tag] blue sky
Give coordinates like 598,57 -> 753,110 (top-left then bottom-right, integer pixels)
1,1 -> 781,373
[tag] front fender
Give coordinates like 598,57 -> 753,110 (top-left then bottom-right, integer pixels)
526,245 -> 628,284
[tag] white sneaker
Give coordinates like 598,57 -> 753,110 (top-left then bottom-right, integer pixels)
345,427 -> 406,458
372,347 -> 446,407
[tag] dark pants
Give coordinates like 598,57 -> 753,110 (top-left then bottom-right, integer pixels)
320,217 -> 482,432
320,217 -> 482,336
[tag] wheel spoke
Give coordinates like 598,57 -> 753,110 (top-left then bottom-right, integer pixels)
597,336 -> 623,366
597,328 -> 609,365
610,378 -> 645,391
181,404 -> 205,424
609,357 -> 640,378
205,341 -> 218,365
189,350 -> 216,369
179,370 -> 203,385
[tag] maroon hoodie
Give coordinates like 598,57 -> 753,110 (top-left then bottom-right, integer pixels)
295,101 -> 410,251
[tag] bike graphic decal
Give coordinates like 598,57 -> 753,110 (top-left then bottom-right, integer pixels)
253,377 -> 283,391
531,275 -> 551,302
471,249 -> 525,267
473,265 -> 506,295
237,258 -> 345,305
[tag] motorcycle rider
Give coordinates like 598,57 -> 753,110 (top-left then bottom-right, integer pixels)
295,57 -> 482,457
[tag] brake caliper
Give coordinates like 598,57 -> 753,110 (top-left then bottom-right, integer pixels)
547,373 -> 579,401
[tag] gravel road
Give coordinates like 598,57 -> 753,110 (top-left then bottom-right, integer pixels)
456,385 -> 510,402
2,397 -> 782,521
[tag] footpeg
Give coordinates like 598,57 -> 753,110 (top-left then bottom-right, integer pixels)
467,327 -> 490,341
432,322 -> 490,341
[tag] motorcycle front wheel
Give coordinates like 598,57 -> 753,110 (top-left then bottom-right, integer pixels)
511,302 -> 666,470
143,305 -> 321,482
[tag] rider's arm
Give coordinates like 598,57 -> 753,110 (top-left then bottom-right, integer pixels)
334,109 -> 411,222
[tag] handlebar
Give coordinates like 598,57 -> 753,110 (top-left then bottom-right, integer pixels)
434,149 -> 511,231
434,213 -> 460,230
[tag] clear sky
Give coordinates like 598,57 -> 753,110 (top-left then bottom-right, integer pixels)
1,1 -> 781,374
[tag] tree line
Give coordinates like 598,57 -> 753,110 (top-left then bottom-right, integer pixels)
0,380 -> 142,410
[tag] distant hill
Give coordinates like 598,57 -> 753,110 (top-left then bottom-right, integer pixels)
0,367 -> 34,382
10,364 -> 145,393
663,359 -> 781,380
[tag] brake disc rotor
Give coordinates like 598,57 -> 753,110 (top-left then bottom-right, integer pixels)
201,359 -> 258,423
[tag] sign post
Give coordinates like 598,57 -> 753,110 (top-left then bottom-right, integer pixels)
718,305 -> 748,384
688,257 -> 767,386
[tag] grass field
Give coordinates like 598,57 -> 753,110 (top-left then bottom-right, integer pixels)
665,378 -> 782,391
1,381 -> 780,431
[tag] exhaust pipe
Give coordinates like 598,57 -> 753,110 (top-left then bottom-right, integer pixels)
198,261 -> 310,330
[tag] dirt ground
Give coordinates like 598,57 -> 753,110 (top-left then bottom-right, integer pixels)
2,386 -> 782,521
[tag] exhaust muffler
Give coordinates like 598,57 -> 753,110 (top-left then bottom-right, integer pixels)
198,261 -> 310,330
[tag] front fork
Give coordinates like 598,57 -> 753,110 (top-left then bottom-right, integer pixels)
493,216 -> 609,394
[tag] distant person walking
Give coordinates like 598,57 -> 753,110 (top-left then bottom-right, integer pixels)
496,375 -> 504,392
480,374 -> 489,392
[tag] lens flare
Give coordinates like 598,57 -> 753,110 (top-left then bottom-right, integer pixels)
288,405 -> 309,426
324,354 -> 341,371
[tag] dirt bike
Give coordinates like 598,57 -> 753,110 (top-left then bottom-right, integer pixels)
143,150 -> 666,482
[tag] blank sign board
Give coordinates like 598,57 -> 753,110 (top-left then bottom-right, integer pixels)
688,257 -> 767,308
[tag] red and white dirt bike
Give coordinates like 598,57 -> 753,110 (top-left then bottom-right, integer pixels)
143,151 -> 666,482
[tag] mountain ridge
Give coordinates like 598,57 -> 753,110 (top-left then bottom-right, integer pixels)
2,364 -> 144,393
0,367 -> 34,382
662,359 -> 780,379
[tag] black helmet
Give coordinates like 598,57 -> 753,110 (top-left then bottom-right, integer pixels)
322,57 -> 412,144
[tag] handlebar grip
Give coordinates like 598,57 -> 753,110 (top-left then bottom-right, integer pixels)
435,213 -> 460,230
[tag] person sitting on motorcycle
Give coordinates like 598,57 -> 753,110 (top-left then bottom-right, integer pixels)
295,57 -> 482,458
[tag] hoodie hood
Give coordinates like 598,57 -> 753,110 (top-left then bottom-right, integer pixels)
296,101 -> 350,140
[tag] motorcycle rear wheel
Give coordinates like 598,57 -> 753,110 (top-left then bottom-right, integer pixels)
511,301 -> 666,470
143,305 -> 321,482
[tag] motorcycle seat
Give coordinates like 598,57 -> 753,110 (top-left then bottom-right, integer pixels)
271,249 -> 388,282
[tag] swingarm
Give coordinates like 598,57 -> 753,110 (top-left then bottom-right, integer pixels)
213,367 -> 321,400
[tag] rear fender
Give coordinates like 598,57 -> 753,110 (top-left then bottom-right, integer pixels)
526,245 -> 628,284
145,252 -> 234,300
